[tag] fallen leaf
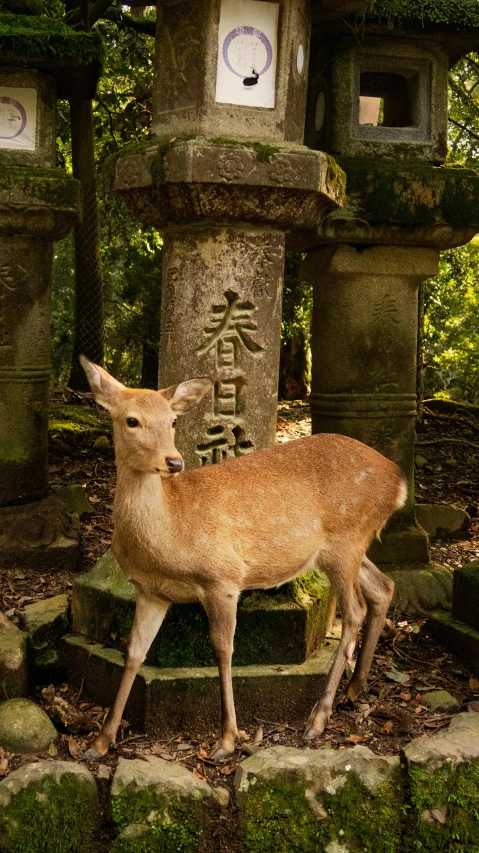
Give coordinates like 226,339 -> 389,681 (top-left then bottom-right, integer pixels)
423,720 -> 448,730
385,669 -> 411,684
469,675 -> 479,691
400,692 -> 412,702
219,764 -> 237,776
379,684 -> 394,700
0,757 -> 8,777
68,736 -> 82,759
345,734 -> 363,743
380,720 -> 394,735
48,742 -> 58,757
252,726 -> 263,745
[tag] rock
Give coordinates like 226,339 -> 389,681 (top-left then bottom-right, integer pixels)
422,690 -> 461,714
92,435 -> 111,452
0,760 -> 98,852
416,504 -> 470,538
0,699 -> 58,753
97,764 -> 111,790
404,713 -> 479,852
0,615 -> 28,699
443,457 -> 458,469
110,823 -> 156,853
49,438 -> 71,455
235,745 -> 402,853
385,565 -> 453,616
0,495 -> 79,573
452,561 -> 479,629
415,454 -> 429,470
111,756 -> 228,849
55,484 -> 95,517
18,594 -> 69,673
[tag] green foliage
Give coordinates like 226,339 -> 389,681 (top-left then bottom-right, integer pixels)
0,12 -> 103,62
423,242 -> 479,403
405,762 -> 479,852
365,0 -> 479,27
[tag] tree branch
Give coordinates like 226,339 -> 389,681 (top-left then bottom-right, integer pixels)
448,117 -> 479,142
117,10 -> 156,35
90,0 -> 116,25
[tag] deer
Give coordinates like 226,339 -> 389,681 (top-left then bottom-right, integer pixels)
80,355 -> 406,761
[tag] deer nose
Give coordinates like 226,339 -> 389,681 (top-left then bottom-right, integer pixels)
165,457 -> 183,473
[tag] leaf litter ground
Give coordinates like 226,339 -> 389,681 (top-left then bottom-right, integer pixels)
0,396 -> 478,851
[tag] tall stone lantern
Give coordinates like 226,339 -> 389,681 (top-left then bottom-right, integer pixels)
303,4 -> 479,610
67,0 -> 347,715
113,0 -> 344,469
0,12 -> 102,571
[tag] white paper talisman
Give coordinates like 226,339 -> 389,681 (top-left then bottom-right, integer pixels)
215,0 -> 279,108
0,87 -> 37,151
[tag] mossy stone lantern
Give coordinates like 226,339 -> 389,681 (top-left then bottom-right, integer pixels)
302,1 -> 479,610
0,13 -> 102,571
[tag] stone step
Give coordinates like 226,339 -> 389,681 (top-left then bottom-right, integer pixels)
72,550 -> 334,668
452,561 -> 479,629
63,629 -> 340,735
427,610 -> 479,675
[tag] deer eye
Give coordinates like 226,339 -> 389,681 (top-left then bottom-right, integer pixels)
126,417 -> 139,428
172,419 -> 177,428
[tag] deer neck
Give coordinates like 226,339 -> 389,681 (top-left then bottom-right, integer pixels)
113,463 -> 172,540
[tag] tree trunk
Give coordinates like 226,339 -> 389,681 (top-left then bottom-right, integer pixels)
278,332 -> 310,401
67,96 -> 105,390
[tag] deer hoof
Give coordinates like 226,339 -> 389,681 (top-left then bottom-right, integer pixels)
208,743 -> 233,762
82,747 -> 104,760
346,681 -> 363,703
303,723 -> 324,742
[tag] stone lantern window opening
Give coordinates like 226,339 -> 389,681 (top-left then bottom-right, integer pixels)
354,56 -> 431,143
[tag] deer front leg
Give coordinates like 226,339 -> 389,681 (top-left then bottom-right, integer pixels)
83,591 -> 170,759
203,589 -> 239,761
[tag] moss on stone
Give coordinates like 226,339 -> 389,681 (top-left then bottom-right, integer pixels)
0,13 -> 103,63
0,165 -> 81,210
365,0 -> 479,28
325,153 -> 347,202
211,138 -> 281,162
49,404 -> 111,445
0,773 -> 97,853
337,158 -> 479,229
242,769 -> 403,853
405,762 -> 479,852
111,788 -> 202,853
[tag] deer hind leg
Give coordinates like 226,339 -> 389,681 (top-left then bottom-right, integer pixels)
203,589 -> 239,761
346,556 -> 394,703
304,559 -> 366,741
83,590 -> 170,759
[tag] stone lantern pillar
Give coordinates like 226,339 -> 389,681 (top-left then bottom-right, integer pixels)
303,6 -> 479,610
0,14 -> 102,570
113,0 -> 344,468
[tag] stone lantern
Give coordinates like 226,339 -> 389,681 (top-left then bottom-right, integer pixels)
67,0 -> 347,724
0,12 -> 102,570
303,4 -> 479,610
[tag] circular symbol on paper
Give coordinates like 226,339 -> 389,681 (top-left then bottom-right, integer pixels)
0,96 -> 27,140
222,26 -> 273,79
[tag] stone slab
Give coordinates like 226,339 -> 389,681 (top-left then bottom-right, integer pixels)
427,610 -> 479,675
452,561 -> 479,628
383,564 -> 453,616
0,613 -> 28,699
0,760 -> 98,853
18,593 -> 69,674
72,550 -> 334,667
235,744 -> 402,853
416,504 -> 470,538
0,496 -> 79,573
63,630 -> 340,735
404,713 -> 479,852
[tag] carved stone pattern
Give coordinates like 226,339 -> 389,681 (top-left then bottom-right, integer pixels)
252,240 -> 282,300
196,290 -> 264,465
368,294 -> 400,390
0,264 -> 17,348
268,155 -> 297,186
162,267 -> 178,335
217,152 -> 246,182
0,496 -> 79,551
368,423 -> 394,452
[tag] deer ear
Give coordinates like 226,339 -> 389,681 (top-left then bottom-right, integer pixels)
161,377 -> 212,414
80,355 -> 125,411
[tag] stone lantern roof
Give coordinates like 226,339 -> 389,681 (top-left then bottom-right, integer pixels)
0,12 -> 103,98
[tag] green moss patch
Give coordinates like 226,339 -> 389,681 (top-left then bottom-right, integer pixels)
405,762 -> 479,852
0,165 -> 81,210
0,768 -> 97,853
338,159 -> 479,230
111,788 -> 203,853
0,13 -> 103,62
242,769 -> 403,853
365,0 -> 479,28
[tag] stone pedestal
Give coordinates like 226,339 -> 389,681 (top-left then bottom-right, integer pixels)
304,243 -> 439,565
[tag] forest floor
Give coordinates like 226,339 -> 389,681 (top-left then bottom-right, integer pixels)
1,396 -> 479,848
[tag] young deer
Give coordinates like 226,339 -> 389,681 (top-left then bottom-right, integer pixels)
80,356 -> 406,760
